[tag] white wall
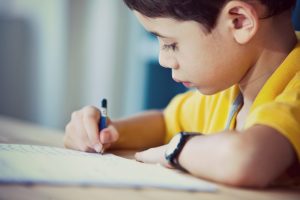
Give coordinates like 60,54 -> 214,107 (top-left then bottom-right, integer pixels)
122,14 -> 160,116
64,0 -> 136,122
0,0 -> 68,128
0,0 -> 155,129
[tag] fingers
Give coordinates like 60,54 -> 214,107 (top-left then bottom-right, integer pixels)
82,106 -> 102,152
64,116 -> 94,152
135,145 -> 171,167
99,125 -> 119,153
135,148 -> 159,163
64,106 -> 119,153
65,106 -> 101,153
100,125 -> 119,144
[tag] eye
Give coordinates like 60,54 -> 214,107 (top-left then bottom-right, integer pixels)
162,43 -> 178,51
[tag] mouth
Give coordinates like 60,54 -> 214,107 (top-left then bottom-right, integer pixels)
182,82 -> 193,88
173,78 -> 193,88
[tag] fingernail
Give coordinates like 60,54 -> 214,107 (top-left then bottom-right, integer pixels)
94,144 -> 102,153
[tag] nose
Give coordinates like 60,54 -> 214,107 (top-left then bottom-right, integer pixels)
158,51 -> 179,70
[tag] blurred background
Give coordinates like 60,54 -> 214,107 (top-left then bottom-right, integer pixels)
0,0 -> 299,131
0,0 -> 186,130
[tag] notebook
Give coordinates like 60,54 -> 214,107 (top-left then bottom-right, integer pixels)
0,144 -> 217,192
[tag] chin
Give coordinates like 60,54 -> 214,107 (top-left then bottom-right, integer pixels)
196,86 -> 222,96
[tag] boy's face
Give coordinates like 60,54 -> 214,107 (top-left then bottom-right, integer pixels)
134,11 -> 255,95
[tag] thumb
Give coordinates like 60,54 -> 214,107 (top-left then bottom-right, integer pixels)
99,125 -> 119,144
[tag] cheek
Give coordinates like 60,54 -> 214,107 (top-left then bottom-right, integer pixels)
182,51 -> 219,78
180,34 -> 251,93
184,54 -> 244,93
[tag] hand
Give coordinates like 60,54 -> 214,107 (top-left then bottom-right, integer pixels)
64,106 -> 119,153
135,145 -> 173,168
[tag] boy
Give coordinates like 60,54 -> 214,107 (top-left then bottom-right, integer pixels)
64,0 -> 300,187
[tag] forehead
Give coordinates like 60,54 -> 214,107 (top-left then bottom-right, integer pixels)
134,11 -> 206,38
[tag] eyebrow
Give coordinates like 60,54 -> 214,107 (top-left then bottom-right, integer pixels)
150,31 -> 168,38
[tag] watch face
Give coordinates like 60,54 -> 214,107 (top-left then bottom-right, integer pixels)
165,133 -> 181,156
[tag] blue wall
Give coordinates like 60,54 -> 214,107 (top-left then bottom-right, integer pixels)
293,0 -> 300,30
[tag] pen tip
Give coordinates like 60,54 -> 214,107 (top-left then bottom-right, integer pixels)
101,98 -> 107,108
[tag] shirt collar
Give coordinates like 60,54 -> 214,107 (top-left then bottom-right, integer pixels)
250,40 -> 300,114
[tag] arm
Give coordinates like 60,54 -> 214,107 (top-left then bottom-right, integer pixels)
136,125 -> 296,187
178,125 -> 296,187
111,110 -> 166,150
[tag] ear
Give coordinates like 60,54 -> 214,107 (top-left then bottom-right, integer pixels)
221,1 -> 259,44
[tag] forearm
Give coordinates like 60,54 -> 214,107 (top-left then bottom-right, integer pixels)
178,126 -> 295,187
111,110 -> 166,150
178,131 -> 238,184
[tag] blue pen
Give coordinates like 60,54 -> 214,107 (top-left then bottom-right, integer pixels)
99,98 -> 108,154
99,98 -> 108,131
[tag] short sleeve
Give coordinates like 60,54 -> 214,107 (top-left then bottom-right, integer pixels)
245,73 -> 300,161
163,91 -> 195,143
163,87 -> 239,143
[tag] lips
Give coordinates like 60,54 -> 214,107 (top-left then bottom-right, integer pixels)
182,82 -> 193,88
173,78 -> 193,88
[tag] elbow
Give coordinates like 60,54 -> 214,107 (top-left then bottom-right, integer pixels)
219,139 -> 273,188
222,167 -> 271,188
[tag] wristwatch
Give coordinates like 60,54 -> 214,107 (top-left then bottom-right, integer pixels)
165,132 -> 198,170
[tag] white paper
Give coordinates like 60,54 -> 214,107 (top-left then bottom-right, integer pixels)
0,144 -> 217,192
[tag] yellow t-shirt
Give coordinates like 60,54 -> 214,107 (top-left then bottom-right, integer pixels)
163,40 -> 300,162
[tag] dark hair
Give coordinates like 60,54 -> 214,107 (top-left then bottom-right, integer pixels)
123,0 -> 296,31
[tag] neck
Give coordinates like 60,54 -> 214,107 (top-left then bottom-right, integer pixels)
238,12 -> 297,103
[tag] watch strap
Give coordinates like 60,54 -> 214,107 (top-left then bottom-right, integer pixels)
166,132 -> 198,170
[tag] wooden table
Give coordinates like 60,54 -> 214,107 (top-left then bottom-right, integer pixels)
0,115 -> 299,200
